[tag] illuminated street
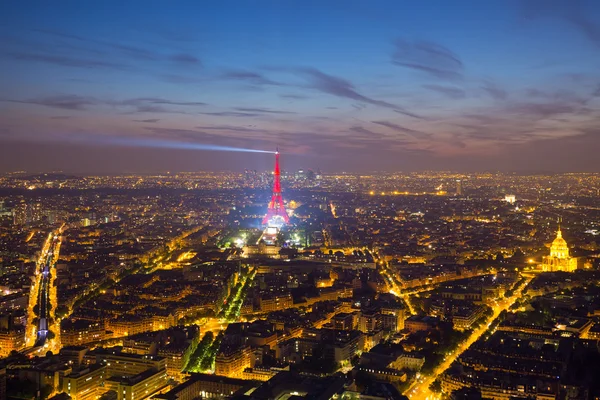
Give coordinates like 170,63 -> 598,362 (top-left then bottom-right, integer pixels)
24,227 -> 63,355
25,232 -> 55,347
46,233 -> 63,353
198,318 -> 229,334
404,276 -> 533,399
380,260 -> 429,315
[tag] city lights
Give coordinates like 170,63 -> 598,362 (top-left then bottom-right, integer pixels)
1,1 -> 600,398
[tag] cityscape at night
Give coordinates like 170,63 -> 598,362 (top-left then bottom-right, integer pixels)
1,1 -> 600,400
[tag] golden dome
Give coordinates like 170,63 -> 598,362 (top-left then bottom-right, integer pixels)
550,228 -> 569,259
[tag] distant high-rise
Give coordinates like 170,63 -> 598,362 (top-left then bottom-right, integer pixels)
12,202 -> 43,226
455,180 -> 463,196
12,203 -> 27,226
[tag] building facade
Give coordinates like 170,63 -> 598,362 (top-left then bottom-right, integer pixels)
540,227 -> 578,272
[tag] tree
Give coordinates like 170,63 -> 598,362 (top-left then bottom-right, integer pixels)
55,305 -> 69,319
512,248 -> 525,262
39,384 -> 54,400
430,379 -> 442,393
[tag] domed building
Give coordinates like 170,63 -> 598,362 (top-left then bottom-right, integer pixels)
540,226 -> 578,272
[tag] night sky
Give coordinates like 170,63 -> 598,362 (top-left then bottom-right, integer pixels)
1,0 -> 600,173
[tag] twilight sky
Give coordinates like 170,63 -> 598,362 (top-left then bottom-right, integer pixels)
1,0 -> 600,173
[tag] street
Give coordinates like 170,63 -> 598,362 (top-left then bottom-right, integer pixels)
26,228 -> 63,353
404,276 -> 532,399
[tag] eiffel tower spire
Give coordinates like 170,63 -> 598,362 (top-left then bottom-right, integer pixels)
263,148 -> 289,225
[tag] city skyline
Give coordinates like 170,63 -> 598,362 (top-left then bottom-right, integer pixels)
1,0 -> 600,173
2,168 -> 600,399
2,2 -> 600,395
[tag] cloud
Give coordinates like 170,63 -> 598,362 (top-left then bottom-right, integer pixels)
220,70 -> 280,85
422,84 -> 466,99
7,95 -> 98,110
371,120 -> 433,139
159,74 -> 203,84
133,119 -> 160,123
393,109 -> 428,120
298,68 -> 394,107
506,101 -> 579,119
127,105 -> 170,113
5,94 -> 207,114
289,67 -> 423,118
481,80 -> 508,100
234,107 -> 295,114
195,125 -> 258,132
106,43 -> 157,61
521,0 -> 600,48
198,111 -> 260,117
31,28 -> 202,67
525,88 -> 546,98
500,128 -> 600,171
117,97 -> 207,114
450,139 -> 467,149
49,116 -> 71,120
170,53 -> 201,65
392,39 -> 464,80
122,97 -> 207,107
6,52 -> 127,70
145,27 -> 200,43
446,87 -> 598,148
349,126 -> 386,139
33,29 -> 157,59
119,97 -> 207,114
280,94 -> 309,100
525,87 -> 590,106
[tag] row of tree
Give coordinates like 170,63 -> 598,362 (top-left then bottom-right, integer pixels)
185,331 -> 225,373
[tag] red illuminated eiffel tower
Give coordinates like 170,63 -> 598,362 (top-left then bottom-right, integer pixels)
263,148 -> 289,225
